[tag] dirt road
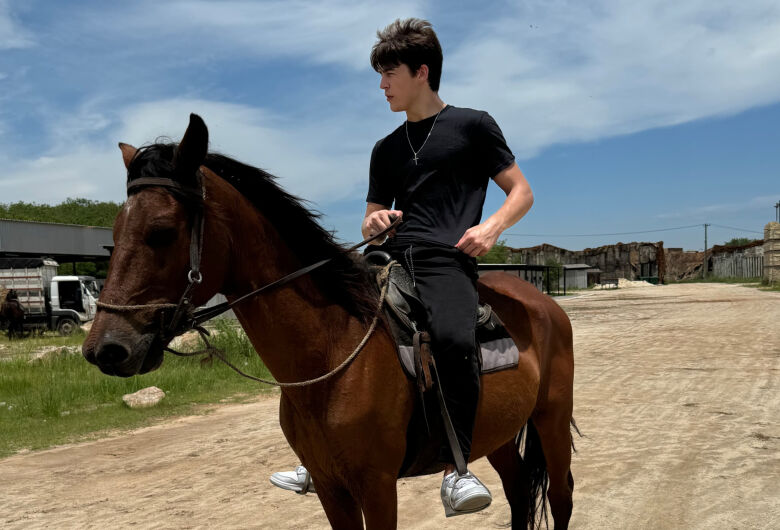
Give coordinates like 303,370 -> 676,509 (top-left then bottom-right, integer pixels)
1,283 -> 778,529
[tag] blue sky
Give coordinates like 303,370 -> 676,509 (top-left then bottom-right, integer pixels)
1,0 -> 778,251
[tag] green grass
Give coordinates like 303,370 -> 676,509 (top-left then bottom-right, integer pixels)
668,276 -> 763,284
0,319 -> 274,458
666,276 -> 780,292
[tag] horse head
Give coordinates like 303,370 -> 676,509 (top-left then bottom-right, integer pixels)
83,114 -> 229,377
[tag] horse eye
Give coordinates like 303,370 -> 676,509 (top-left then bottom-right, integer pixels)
145,227 -> 178,248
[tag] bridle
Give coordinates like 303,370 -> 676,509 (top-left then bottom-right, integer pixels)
96,170 -> 401,386
96,173 -> 209,343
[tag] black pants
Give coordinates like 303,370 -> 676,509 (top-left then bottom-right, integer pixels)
382,240 -> 481,464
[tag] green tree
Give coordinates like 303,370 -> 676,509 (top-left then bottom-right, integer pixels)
477,240 -> 511,264
722,237 -> 759,247
56,262 -> 110,278
0,198 -> 123,227
543,257 -> 562,288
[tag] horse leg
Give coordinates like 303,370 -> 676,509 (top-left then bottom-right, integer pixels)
314,480 -> 364,530
533,408 -> 574,529
487,439 -> 531,529
359,474 -> 398,530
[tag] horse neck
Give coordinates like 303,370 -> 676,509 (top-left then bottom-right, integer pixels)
209,176 -> 360,384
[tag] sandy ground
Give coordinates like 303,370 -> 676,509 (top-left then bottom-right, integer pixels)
1,283 -> 778,529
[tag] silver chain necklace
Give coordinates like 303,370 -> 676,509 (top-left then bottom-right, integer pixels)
405,106 -> 445,165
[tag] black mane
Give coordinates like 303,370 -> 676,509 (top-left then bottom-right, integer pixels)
127,143 -> 378,321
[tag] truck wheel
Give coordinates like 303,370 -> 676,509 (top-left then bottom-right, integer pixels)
57,318 -> 78,336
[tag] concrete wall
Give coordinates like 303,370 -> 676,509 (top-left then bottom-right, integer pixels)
764,222 -> 780,285
0,219 -> 112,260
200,293 -> 237,320
565,269 -> 588,289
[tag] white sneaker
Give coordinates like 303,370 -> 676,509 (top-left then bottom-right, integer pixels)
269,466 -> 316,494
440,471 -> 492,517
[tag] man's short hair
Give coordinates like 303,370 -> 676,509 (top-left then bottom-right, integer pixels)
370,18 -> 443,92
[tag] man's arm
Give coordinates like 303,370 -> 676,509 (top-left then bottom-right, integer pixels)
362,202 -> 403,244
455,163 -> 533,257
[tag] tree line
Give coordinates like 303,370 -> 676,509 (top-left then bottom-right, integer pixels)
0,198 -> 123,227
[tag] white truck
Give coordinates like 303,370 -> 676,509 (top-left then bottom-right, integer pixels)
0,258 -> 98,335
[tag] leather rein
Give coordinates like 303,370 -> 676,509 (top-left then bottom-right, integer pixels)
96,172 -> 401,386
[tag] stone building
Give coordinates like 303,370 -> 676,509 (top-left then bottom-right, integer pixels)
509,242 -> 665,283
508,227 -> 771,284
664,248 -> 705,281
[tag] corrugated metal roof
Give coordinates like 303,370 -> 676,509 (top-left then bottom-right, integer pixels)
0,219 -> 113,259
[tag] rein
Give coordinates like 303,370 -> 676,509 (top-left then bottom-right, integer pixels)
96,173 -> 401,386
169,261 -> 394,387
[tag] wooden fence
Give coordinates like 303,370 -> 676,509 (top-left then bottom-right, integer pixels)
712,252 -> 764,278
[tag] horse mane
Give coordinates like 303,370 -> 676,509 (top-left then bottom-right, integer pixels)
127,142 -> 378,321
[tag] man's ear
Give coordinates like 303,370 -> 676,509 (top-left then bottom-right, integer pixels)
416,64 -> 430,83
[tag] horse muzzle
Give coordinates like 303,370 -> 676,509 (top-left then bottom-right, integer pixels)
83,330 -> 164,377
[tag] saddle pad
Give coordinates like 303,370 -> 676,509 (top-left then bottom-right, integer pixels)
397,338 -> 519,379
391,313 -> 520,379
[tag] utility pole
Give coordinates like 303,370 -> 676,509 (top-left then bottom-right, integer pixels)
703,223 -> 710,279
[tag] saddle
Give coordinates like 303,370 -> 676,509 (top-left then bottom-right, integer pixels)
365,251 -> 519,382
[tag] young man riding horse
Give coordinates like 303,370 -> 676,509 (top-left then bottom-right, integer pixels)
271,18 -> 534,518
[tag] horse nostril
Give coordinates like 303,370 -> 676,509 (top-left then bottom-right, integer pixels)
98,342 -> 130,366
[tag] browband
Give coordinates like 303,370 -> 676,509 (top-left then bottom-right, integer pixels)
127,177 -> 202,199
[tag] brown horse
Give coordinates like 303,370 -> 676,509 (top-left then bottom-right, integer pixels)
83,114 -> 576,529
1,291 -> 26,339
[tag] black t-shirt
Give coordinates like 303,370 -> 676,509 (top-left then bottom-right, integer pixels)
367,105 -> 515,247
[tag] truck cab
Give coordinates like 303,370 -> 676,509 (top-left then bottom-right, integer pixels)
50,275 -> 98,334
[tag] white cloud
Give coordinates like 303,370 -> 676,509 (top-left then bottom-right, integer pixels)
0,98 -> 374,205
87,0 -> 427,70
4,0 -> 780,217
443,0 -> 780,158
117,99 -> 370,201
0,149 -> 122,203
0,0 -> 34,49
656,195 -> 780,220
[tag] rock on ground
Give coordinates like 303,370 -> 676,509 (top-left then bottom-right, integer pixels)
28,346 -> 80,363
122,387 -> 166,409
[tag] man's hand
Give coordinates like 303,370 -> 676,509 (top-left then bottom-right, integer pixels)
456,163 -> 533,257
363,207 -> 403,240
455,220 -> 501,257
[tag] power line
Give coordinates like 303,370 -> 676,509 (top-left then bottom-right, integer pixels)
504,224 -> 702,238
709,223 -> 764,234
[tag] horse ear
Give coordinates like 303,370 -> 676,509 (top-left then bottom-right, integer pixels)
118,142 -> 138,169
174,113 -> 209,183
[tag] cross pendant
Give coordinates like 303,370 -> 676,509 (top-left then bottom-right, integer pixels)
413,154 -> 419,165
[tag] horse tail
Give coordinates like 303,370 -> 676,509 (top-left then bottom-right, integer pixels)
516,419 -> 549,529
570,416 -> 582,453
